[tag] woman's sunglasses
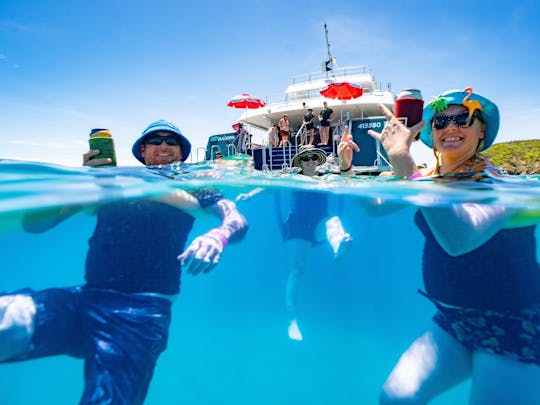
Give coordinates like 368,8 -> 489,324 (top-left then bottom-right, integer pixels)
144,135 -> 181,146
300,155 -> 319,162
432,111 -> 483,130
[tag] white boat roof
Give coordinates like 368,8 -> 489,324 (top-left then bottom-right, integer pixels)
240,65 -> 395,131
285,65 -> 378,100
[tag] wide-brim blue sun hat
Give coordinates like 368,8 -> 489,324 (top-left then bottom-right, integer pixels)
132,120 -> 192,163
419,88 -> 500,151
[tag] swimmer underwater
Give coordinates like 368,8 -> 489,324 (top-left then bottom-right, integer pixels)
339,88 -> 540,404
0,120 -> 248,404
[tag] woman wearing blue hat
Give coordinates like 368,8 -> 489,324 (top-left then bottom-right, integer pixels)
339,88 -> 540,404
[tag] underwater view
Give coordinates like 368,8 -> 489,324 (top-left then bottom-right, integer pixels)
1,159 -> 539,404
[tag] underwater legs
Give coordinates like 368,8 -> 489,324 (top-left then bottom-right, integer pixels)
0,294 -> 36,361
325,216 -> 352,259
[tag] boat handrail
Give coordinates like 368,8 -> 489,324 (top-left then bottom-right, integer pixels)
294,122 -> 307,146
210,144 -> 221,160
196,147 -> 207,163
263,86 -> 389,106
374,142 -> 391,167
290,65 -> 371,85
227,143 -> 237,156
280,142 -> 294,169
261,142 -> 270,172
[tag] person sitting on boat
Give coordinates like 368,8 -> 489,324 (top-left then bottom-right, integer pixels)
338,88 -> 540,404
283,145 -> 352,341
266,124 -> 280,147
318,101 -> 334,146
303,108 -> 316,145
278,114 -> 291,146
0,119 -> 248,405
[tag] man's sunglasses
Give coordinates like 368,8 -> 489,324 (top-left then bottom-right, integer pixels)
432,111 -> 483,130
300,155 -> 319,162
144,135 -> 181,146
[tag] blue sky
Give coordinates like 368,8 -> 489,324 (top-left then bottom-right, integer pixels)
1,0 -> 539,166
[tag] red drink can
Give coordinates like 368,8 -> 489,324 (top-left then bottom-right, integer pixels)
394,89 -> 424,127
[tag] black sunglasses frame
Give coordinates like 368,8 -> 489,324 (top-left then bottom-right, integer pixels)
432,111 -> 483,130
144,135 -> 181,146
300,155 -> 319,162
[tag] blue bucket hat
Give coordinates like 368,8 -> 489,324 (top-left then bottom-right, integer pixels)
132,120 -> 192,163
419,88 -> 500,151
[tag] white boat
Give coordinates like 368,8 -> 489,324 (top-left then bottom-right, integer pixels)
242,64 -> 394,135
208,25 -> 395,173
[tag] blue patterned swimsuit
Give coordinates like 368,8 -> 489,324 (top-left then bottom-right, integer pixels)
416,211 -> 540,364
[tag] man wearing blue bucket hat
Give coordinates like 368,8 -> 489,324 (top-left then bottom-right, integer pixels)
131,119 -> 192,165
0,119 -> 248,404
337,89 -> 540,403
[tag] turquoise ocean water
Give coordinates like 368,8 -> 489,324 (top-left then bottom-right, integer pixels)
1,159 -> 539,404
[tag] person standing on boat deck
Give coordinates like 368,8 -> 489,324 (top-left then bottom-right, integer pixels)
283,145 -> 352,341
0,119 -> 248,405
234,123 -> 250,153
338,89 -> 540,404
267,124 -> 280,147
278,114 -> 291,146
303,108 -> 316,145
318,101 -> 334,146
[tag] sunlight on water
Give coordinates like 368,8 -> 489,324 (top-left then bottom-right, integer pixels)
0,159 -> 539,404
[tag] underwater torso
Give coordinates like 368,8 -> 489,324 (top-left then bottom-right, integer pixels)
85,200 -> 194,295
283,190 -> 329,244
85,189 -> 224,295
416,211 -> 540,310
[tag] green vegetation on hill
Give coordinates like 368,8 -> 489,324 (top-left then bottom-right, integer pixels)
483,140 -> 540,174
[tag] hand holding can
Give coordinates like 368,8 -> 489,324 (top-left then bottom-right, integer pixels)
88,128 -> 117,166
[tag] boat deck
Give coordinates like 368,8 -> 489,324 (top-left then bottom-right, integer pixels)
249,144 -> 391,174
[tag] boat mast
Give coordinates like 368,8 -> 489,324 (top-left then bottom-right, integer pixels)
323,23 -> 335,79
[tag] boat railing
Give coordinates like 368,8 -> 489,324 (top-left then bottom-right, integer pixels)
196,147 -> 207,163
264,87 -> 386,107
289,65 -> 371,85
374,143 -> 391,167
280,143 -> 293,169
227,143 -> 237,156
261,142 -> 271,172
294,122 -> 307,146
210,144 -> 222,160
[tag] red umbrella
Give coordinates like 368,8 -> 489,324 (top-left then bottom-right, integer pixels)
227,94 -> 265,153
227,93 -> 266,109
319,81 -> 363,100
320,82 -> 363,127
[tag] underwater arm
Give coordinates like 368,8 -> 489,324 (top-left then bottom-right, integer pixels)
178,198 -> 248,275
421,203 -> 518,256
504,209 -> 540,229
158,189 -> 202,211
22,206 -> 82,233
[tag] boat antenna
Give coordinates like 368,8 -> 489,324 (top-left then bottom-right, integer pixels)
323,23 -> 336,79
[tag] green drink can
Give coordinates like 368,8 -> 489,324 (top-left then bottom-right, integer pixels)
88,128 -> 117,166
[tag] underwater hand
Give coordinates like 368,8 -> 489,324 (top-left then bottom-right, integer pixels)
178,229 -> 228,275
